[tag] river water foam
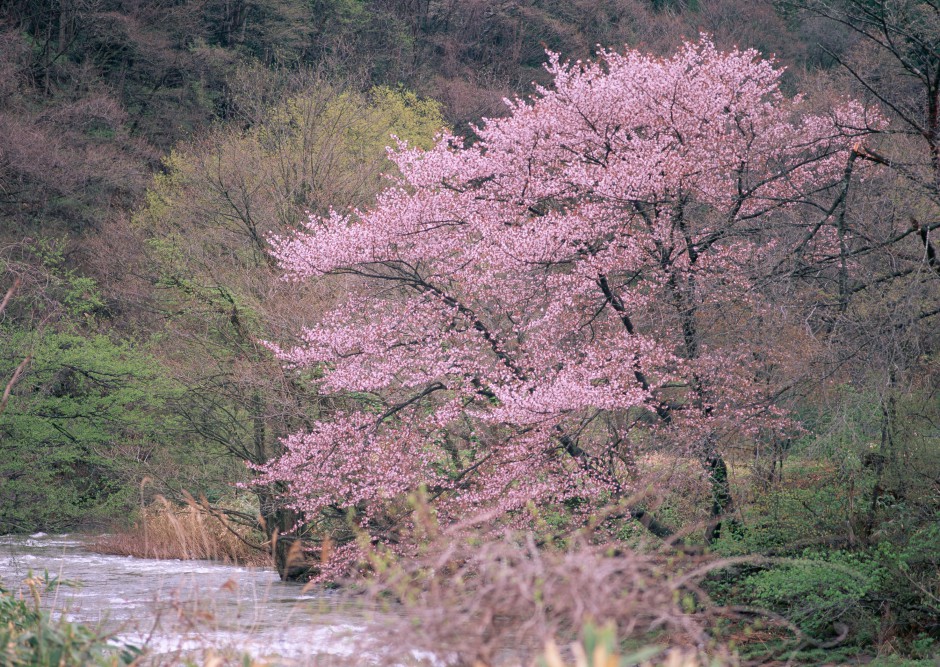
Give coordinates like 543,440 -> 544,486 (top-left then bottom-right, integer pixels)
0,533 -> 376,665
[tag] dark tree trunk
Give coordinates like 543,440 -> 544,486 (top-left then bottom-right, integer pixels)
249,391 -> 316,580
704,447 -> 737,544
262,500 -> 314,581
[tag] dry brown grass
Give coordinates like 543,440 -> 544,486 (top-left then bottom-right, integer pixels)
355,526 -> 740,667
90,497 -> 269,566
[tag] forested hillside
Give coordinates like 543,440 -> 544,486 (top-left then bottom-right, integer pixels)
1,0 -> 939,662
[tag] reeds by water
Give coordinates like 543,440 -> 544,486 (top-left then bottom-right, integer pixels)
90,498 -> 268,567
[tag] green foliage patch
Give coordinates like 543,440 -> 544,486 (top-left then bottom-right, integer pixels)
0,575 -> 140,666
0,244 -> 210,533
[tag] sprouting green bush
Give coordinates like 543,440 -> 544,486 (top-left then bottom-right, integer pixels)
871,525 -> 940,647
0,574 -> 141,666
708,438 -> 940,655
714,480 -> 850,555
740,550 -> 882,640
721,528 -> 940,652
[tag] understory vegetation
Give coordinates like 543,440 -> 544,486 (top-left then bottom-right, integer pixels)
1,0 -> 939,664
0,575 -> 140,666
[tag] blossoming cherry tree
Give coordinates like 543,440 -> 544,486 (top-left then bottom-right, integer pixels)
257,38 -> 873,575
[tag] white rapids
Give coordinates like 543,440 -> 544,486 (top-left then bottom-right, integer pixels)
0,534 -> 379,665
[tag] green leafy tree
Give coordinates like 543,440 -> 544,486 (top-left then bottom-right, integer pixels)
0,242 -> 187,532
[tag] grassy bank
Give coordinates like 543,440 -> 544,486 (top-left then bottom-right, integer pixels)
79,454 -> 940,665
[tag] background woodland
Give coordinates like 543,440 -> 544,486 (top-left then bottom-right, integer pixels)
1,0 -> 940,661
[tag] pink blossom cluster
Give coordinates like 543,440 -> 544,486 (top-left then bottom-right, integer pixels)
259,37 -> 875,577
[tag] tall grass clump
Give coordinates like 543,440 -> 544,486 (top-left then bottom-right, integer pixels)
91,497 -> 268,566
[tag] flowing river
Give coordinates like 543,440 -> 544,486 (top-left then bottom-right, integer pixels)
0,533 -> 384,665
